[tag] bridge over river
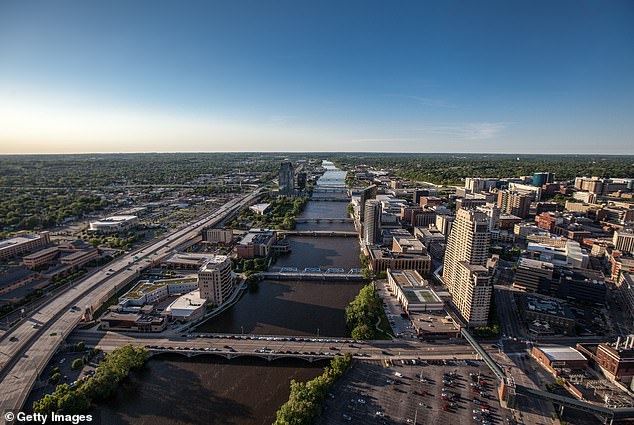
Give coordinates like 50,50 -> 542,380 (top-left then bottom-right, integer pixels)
67,330 -> 478,362
278,230 -> 358,237
259,267 -> 364,281
294,217 -> 354,224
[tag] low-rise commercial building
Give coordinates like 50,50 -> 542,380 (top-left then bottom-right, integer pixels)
100,311 -> 167,332
89,215 -> 138,233
249,203 -> 271,215
520,294 -> 576,336
22,246 -> 60,269
0,266 -> 38,297
59,248 -> 98,268
165,290 -> 207,321
236,229 -> 276,259
162,252 -> 217,270
414,227 -> 445,247
386,269 -> 443,313
368,247 -> 431,274
578,337 -> 634,385
119,277 -> 199,307
203,228 -> 233,244
513,258 -> 555,293
0,232 -> 50,260
531,346 -> 588,376
525,239 -> 588,269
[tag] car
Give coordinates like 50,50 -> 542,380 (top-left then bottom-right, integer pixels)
342,414 -> 352,421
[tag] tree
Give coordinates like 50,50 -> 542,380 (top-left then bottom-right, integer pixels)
352,324 -> 373,340
49,373 -> 62,385
71,359 -> 84,370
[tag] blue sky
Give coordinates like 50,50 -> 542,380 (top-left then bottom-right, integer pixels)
0,0 -> 633,153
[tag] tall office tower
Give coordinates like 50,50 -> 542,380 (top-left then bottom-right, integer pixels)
413,189 -> 431,205
359,184 -> 378,221
497,190 -> 532,218
363,199 -> 382,246
532,172 -> 555,187
198,256 -> 235,305
476,204 -> 501,230
296,172 -> 307,191
279,161 -> 295,197
442,209 -> 492,326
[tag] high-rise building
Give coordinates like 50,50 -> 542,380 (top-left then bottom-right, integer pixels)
413,189 -> 431,205
497,190 -> 532,218
477,204 -> 500,230
533,172 -> 555,187
442,209 -> 492,326
296,172 -> 307,190
359,185 -> 378,221
279,161 -> 295,197
363,199 -> 382,246
614,228 -> 634,254
198,256 -> 235,305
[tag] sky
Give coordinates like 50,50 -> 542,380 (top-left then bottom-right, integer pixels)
0,0 -> 633,154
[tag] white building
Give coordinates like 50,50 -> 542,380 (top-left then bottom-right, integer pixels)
198,255 -> 235,305
614,228 -> 634,254
89,215 -> 138,233
442,209 -> 492,326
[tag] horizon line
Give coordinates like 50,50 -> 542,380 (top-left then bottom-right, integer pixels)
1,151 -> 634,156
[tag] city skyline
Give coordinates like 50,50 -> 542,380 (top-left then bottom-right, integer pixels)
0,1 -> 633,154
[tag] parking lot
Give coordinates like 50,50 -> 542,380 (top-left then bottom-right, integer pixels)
376,279 -> 416,338
314,359 -> 513,425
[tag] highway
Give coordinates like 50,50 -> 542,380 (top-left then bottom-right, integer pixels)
66,330 -> 479,361
0,189 -> 262,412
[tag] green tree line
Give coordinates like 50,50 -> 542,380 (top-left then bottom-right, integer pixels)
273,353 -> 352,425
33,345 -> 148,415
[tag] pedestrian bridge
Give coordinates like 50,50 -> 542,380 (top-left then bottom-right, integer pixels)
294,217 -> 354,224
312,186 -> 348,193
258,268 -> 365,281
279,230 -> 358,237
310,197 -> 350,202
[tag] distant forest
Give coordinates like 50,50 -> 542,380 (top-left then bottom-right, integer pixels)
331,153 -> 634,186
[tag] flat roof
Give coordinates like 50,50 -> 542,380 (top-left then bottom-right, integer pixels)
0,233 -> 46,250
22,246 -> 59,259
166,290 -> 206,317
91,215 -> 138,224
537,346 -> 587,362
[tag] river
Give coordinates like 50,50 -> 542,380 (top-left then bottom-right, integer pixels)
93,161 -> 362,424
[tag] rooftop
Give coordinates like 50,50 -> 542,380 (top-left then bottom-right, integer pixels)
0,233 -> 47,250
537,346 -> 587,362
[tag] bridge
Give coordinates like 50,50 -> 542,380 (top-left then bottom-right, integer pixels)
294,217 -> 354,224
309,197 -> 351,202
66,330 -> 479,363
312,187 -> 348,193
258,268 -> 364,281
278,230 -> 358,237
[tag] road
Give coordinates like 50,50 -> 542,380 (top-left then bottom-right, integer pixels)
495,285 -> 524,339
66,330 -> 479,361
0,189 -> 262,413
